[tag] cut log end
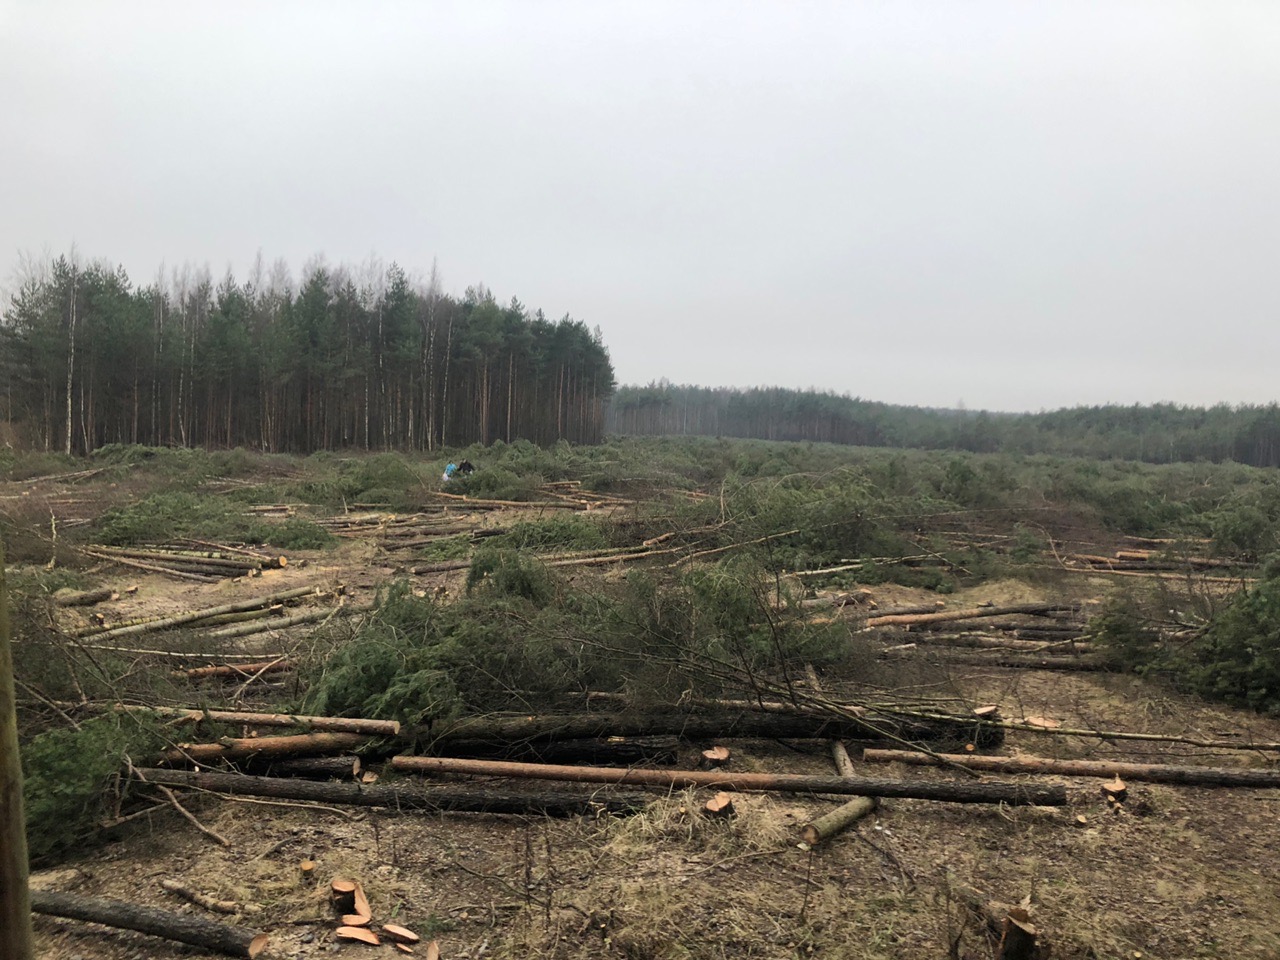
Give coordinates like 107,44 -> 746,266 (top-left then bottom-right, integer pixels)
704,791 -> 736,819
336,926 -> 381,945
700,746 -> 731,769
249,933 -> 271,958
382,923 -> 421,944
1102,775 -> 1128,805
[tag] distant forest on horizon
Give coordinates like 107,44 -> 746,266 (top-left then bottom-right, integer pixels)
0,252 -> 614,453
608,382 -> 1280,468
4,250 -> 1280,469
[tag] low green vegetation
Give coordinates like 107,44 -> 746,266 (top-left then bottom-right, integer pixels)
1096,564 -> 1280,714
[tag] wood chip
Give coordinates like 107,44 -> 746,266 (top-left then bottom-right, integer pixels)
336,926 -> 381,945
382,923 -> 421,944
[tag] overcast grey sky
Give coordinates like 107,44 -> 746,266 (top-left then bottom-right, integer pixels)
2,2 -> 1278,412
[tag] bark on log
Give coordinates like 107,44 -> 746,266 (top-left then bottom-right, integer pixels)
446,737 -> 680,767
134,768 -> 649,816
906,634 -> 1093,654
862,749 -> 1280,788
0,542 -> 35,960
432,709 -> 1002,749
246,756 -> 362,780
205,605 -> 367,640
30,889 -> 268,958
87,587 -> 322,641
879,650 -> 1109,672
53,587 -> 118,607
83,551 -> 220,582
117,705 -> 399,736
164,731 -> 369,764
801,796 -> 877,845
182,660 -> 295,681
866,603 -> 1074,628
390,756 -> 1067,805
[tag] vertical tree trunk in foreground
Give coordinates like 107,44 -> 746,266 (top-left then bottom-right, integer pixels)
0,541 -> 36,959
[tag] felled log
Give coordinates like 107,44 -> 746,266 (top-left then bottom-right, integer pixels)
82,550 -> 220,582
905,633 -> 1093,654
866,603 -> 1074,628
878,650 -> 1109,672
30,889 -> 269,958
85,586 -> 322,641
117,705 -> 400,737
862,749 -> 1280,788
445,737 -> 680,767
53,587 -> 118,607
205,605 -> 368,639
181,660 -> 295,681
163,731 -> 369,764
704,792 -> 735,818
134,768 -> 648,817
390,756 -> 1067,805
801,796 -> 877,846
160,878 -> 239,915
431,708 -> 1003,749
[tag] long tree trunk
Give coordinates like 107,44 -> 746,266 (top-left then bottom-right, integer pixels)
0,542 -> 35,960
29,889 -> 268,958
64,265 -> 76,455
135,767 -> 648,817
862,749 -> 1280,788
391,756 -> 1068,805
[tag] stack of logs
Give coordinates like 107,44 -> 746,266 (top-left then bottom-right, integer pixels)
81,543 -> 289,583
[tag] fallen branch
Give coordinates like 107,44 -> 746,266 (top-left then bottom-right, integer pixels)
30,889 -> 268,958
119,705 -> 399,737
862,749 -> 1280,788
182,659 -> 295,681
85,587 -> 324,641
163,731 -> 370,764
866,603 -> 1074,628
390,756 -> 1067,805
53,587 -> 118,607
160,879 -> 240,915
134,767 -> 648,816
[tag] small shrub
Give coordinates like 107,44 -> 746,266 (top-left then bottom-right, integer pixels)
22,715 -> 165,863
494,515 -> 608,552
466,548 -> 557,604
264,517 -> 336,550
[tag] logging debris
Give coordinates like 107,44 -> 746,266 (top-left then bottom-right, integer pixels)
30,889 -> 269,958
390,755 -> 1068,805
862,749 -> 1280,789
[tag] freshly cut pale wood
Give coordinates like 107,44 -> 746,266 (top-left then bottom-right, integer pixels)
425,940 -> 441,960
382,923 -> 421,944
160,879 -> 238,915
181,660 -> 295,681
336,926 -> 380,945
164,731 -> 368,764
136,767 -> 650,817
395,944 -> 415,954
119,704 -> 400,737
700,746 -> 731,768
390,756 -> 1067,805
997,907 -> 1038,960
704,792 -> 735,818
801,796 -> 877,846
342,914 -> 371,926
30,889 -> 268,957
866,602 -> 1073,628
1101,776 -> 1128,804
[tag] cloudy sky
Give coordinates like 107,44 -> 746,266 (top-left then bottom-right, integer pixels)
2,2 -> 1278,411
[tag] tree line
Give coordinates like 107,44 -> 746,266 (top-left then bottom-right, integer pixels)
608,383 -> 1280,468
0,252 -> 615,454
